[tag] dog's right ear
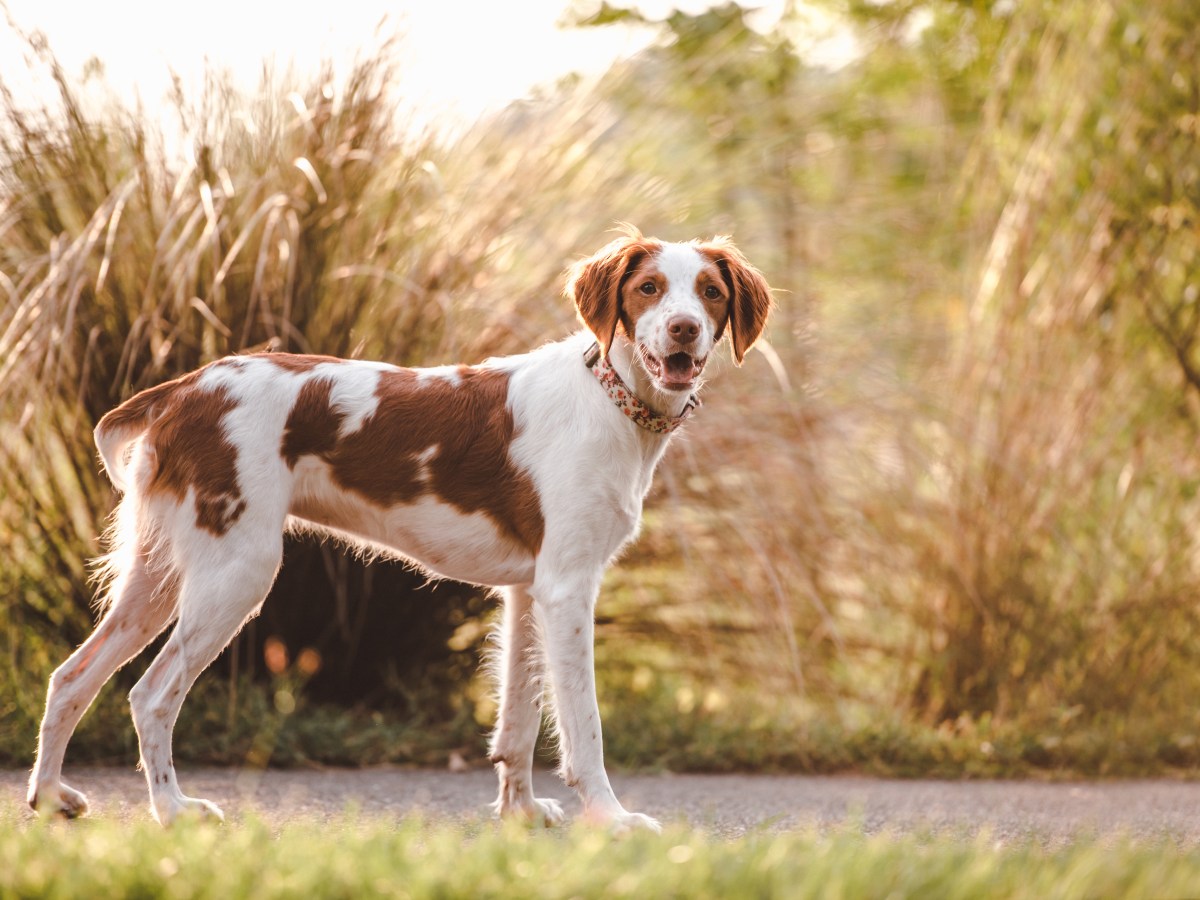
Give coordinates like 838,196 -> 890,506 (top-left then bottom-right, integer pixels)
567,230 -> 658,359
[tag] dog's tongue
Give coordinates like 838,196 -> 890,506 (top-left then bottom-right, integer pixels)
662,352 -> 696,387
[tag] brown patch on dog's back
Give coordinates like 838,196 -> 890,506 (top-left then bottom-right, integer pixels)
283,365 -> 545,554
146,383 -> 246,535
281,377 -> 342,467
260,353 -> 345,375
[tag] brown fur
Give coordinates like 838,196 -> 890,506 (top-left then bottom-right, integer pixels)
615,256 -> 664,340
567,231 -> 663,359
281,362 -> 545,555
693,262 -> 732,340
281,377 -> 342,467
145,383 -> 246,536
98,363 -> 247,537
262,353 -> 345,375
699,239 -> 774,364
95,368 -> 203,438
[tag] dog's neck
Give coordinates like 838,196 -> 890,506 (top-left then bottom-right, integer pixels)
606,336 -> 698,420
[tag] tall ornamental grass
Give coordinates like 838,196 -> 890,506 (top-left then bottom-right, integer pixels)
4,0 -> 1200,773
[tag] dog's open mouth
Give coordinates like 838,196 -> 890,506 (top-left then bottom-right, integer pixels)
640,348 -> 706,391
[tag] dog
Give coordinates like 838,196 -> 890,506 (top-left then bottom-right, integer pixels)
27,228 -> 773,829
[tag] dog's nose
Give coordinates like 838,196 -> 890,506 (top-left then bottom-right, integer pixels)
667,316 -> 700,345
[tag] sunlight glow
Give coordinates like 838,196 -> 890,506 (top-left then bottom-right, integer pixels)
1,0 -> 646,125
1,0 -> 855,128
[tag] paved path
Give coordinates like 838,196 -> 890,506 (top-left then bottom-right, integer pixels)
6,768 -> 1200,842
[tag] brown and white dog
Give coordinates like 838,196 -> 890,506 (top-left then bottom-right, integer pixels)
28,228 -> 773,830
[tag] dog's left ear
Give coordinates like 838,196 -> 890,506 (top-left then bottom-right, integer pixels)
567,229 -> 659,359
701,238 -> 774,365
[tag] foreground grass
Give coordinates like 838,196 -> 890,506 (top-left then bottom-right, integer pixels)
3,814 -> 1200,899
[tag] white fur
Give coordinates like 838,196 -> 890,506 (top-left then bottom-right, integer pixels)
27,241 -> 752,833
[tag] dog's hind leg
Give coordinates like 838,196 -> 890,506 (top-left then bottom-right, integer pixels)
128,533 -> 282,826
28,546 -> 179,818
489,584 -> 565,826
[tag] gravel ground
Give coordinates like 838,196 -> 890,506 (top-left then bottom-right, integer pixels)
7,767 -> 1200,842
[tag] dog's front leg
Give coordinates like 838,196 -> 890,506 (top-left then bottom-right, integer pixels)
532,572 -> 660,833
490,585 -> 565,827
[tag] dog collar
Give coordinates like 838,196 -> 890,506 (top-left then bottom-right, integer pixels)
583,342 -> 699,435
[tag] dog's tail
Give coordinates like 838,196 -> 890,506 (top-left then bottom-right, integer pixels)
94,374 -> 191,492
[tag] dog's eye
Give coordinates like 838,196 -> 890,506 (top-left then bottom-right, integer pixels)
704,285 -> 722,300
639,281 -> 657,296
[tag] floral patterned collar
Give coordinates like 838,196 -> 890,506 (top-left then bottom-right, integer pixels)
583,342 -> 699,435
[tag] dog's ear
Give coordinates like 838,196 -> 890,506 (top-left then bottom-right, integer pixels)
567,229 -> 658,359
701,238 -> 774,365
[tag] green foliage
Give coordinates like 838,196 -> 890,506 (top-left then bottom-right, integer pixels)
4,815 -> 1200,899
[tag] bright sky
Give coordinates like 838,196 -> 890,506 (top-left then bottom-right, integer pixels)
0,0 -> 855,128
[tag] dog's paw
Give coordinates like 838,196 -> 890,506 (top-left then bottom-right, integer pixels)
29,782 -> 89,819
496,795 -> 567,828
153,795 -> 225,827
529,797 -> 567,828
608,810 -> 662,835
582,804 -> 662,835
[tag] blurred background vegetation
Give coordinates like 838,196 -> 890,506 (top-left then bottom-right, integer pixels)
3,0 -> 1200,776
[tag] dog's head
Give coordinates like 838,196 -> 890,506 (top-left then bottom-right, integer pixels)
568,227 -> 773,393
